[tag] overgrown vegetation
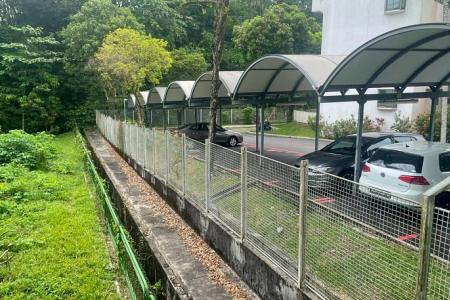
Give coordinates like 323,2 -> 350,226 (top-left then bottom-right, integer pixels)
0,0 -> 320,133
0,131 -> 119,299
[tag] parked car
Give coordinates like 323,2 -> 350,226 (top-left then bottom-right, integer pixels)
294,132 -> 425,180
176,123 -> 243,147
359,142 -> 450,208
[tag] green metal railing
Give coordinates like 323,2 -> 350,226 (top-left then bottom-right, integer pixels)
77,130 -> 155,300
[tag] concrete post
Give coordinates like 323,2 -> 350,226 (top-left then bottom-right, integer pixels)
205,139 -> 211,213
182,133 -> 187,197
165,130 -> 169,183
415,195 -> 435,300
152,128 -> 156,175
298,160 -> 308,289
240,146 -> 248,241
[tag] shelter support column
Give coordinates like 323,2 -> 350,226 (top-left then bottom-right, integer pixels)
429,96 -> 438,141
163,109 -> 167,131
354,99 -> 366,182
315,97 -> 321,151
255,105 -> 259,152
260,106 -> 265,156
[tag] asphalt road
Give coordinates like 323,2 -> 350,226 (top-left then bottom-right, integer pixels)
239,132 -> 330,165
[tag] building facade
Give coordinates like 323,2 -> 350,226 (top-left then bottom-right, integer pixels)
311,0 -> 444,130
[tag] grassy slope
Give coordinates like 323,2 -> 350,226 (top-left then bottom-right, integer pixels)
271,122 -> 315,138
0,132 -> 118,299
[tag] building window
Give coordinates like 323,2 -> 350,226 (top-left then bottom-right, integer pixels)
385,0 -> 406,13
377,89 -> 398,110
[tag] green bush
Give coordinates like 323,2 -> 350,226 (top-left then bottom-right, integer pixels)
0,130 -> 55,170
391,112 -> 412,133
242,106 -> 256,124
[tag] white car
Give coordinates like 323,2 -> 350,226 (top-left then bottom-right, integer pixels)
359,142 -> 450,208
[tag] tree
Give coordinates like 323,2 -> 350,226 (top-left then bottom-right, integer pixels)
164,48 -> 208,83
93,28 -> 172,100
61,0 -> 143,69
0,25 -> 63,132
127,0 -> 187,47
1,0 -> 86,33
232,3 -> 321,63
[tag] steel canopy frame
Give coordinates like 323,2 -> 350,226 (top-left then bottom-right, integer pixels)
233,54 -> 345,154
163,81 -> 195,128
318,23 -> 450,183
147,87 -> 166,127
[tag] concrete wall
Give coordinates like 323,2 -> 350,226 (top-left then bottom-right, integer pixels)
294,111 -> 316,123
312,0 -> 443,131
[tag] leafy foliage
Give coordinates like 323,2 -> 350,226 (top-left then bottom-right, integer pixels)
164,47 -> 208,83
94,28 -> 172,98
390,112 -> 412,133
0,130 -> 55,170
233,3 -> 321,63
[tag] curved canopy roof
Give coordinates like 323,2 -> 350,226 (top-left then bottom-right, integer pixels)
233,55 -> 345,105
138,90 -> 150,105
147,87 -> 167,107
320,23 -> 450,99
164,81 -> 195,108
127,94 -> 137,108
190,71 -> 243,107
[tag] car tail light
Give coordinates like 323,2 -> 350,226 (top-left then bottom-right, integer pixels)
398,175 -> 430,185
362,164 -> 371,173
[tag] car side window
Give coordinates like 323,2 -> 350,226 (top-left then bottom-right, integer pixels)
366,138 -> 391,154
200,124 -> 208,131
394,136 -> 412,143
439,152 -> 450,172
190,124 -> 199,130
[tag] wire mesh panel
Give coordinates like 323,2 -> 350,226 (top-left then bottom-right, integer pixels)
427,207 -> 450,300
143,128 -> 153,173
305,168 -> 421,300
242,152 -> 300,279
123,123 -> 129,156
209,143 -> 242,235
153,129 -> 167,181
167,132 -> 183,193
137,126 -> 145,166
185,137 -> 206,209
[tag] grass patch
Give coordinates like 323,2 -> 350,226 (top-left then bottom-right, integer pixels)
0,132 -> 118,299
271,122 -> 315,138
216,187 -> 450,300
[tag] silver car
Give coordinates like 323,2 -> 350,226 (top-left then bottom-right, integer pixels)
177,123 -> 243,147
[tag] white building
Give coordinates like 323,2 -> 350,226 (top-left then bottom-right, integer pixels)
311,0 -> 445,130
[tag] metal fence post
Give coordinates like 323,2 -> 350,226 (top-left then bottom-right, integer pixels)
143,128 -> 148,169
415,195 -> 435,300
152,128 -> 156,175
182,133 -> 187,197
205,138 -> 211,213
165,130 -> 169,183
240,146 -> 248,241
298,160 -> 308,289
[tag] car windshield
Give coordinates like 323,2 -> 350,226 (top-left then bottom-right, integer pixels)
322,137 -> 356,155
369,149 -> 424,173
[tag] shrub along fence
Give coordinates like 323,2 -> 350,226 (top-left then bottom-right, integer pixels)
77,130 -> 155,300
97,110 -> 450,300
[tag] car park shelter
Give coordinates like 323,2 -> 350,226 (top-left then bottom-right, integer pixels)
163,81 -> 195,127
233,23 -> 450,181
147,87 -> 167,127
190,71 -> 244,125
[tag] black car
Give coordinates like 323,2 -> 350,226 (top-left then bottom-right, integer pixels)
294,132 -> 425,180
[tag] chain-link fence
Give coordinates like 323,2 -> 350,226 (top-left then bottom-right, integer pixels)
96,111 -> 450,300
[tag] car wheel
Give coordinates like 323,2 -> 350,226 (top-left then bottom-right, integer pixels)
436,192 -> 450,209
228,136 -> 238,147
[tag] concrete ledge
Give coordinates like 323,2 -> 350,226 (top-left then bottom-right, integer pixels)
86,131 -> 234,300
88,130 -> 318,300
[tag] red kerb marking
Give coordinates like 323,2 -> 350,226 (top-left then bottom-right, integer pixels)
398,234 -> 418,241
315,197 -> 335,204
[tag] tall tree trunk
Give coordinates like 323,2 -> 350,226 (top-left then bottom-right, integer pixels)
208,0 -> 230,140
